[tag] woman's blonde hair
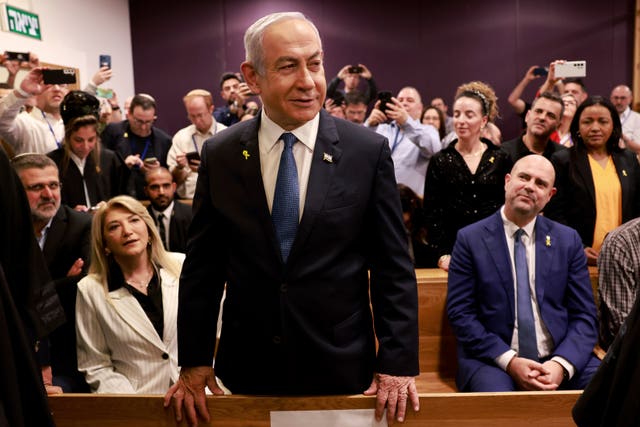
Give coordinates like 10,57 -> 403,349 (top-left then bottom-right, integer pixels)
455,81 -> 500,122
88,195 -> 182,294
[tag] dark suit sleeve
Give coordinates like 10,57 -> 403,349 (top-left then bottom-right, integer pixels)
423,154 -> 449,258
366,139 -> 420,377
544,151 -> 570,225
551,229 -> 598,370
446,229 -> 512,361
177,145 -> 227,367
364,77 -> 378,105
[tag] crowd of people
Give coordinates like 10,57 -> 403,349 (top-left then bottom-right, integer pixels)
1,9 -> 640,426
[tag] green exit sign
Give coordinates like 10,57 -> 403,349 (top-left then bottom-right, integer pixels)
2,4 -> 41,40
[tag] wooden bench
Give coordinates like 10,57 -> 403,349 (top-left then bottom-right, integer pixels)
49,391 -> 582,426
415,269 -> 457,392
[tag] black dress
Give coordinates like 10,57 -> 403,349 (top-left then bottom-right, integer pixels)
423,138 -> 513,258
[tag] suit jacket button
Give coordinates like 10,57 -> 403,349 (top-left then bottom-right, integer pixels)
280,283 -> 287,292
272,335 -> 282,344
162,352 -> 169,360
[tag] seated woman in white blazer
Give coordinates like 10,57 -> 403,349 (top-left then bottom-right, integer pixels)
76,195 -> 184,393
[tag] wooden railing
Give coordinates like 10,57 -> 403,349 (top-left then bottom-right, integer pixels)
49,391 -> 581,426
49,267 -> 598,426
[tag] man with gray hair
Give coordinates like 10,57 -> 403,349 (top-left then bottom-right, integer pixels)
610,84 -> 640,153
165,11 -> 419,425
12,153 -> 92,392
366,86 -> 441,197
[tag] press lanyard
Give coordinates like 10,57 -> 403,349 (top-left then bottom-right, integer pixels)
130,136 -> 151,159
391,125 -> 402,154
192,123 -> 217,152
42,111 -> 62,148
191,134 -> 199,153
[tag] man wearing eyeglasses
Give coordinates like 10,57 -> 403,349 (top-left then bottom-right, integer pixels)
11,153 -> 92,393
101,93 -> 173,199
167,89 -> 227,199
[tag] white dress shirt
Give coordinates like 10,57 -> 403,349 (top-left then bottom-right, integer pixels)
167,120 -> 227,199
0,92 -> 63,154
69,151 -> 91,207
620,107 -> 640,146
150,201 -> 174,250
258,109 -> 319,219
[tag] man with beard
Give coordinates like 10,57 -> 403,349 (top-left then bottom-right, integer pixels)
447,155 -> 599,392
12,153 -> 92,392
0,147 -> 63,427
144,167 -> 192,253
501,92 -> 565,163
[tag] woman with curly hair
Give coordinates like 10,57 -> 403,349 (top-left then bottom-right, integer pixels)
423,81 -> 512,270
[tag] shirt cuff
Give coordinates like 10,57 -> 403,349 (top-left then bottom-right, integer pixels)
551,356 -> 575,379
495,349 -> 517,371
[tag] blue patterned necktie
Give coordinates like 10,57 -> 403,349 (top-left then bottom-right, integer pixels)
514,228 -> 538,360
272,133 -> 299,262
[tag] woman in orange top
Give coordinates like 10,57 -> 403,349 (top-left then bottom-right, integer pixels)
546,96 -> 640,265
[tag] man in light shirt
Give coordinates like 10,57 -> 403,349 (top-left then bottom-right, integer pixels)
365,86 -> 441,197
447,155 -> 599,392
610,84 -> 640,153
167,89 -> 226,199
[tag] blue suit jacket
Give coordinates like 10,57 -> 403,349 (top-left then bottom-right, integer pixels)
446,211 -> 597,391
178,110 -> 419,395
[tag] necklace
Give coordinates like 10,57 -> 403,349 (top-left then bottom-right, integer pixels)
461,149 -> 484,157
457,141 -> 486,158
125,269 -> 153,290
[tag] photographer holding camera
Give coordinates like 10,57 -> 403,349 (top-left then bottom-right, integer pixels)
326,63 -> 377,105
213,72 -> 256,126
365,87 -> 441,198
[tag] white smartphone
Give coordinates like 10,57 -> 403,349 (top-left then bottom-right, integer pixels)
555,60 -> 586,78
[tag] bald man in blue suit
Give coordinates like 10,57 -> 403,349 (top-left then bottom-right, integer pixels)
447,155 -> 600,392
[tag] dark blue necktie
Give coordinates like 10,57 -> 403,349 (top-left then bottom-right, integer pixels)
514,228 -> 538,360
272,133 -> 299,262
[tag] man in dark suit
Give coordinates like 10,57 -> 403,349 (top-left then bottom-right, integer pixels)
0,149 -> 62,427
12,153 -> 92,392
144,167 -> 192,253
165,11 -> 419,425
447,155 -> 600,392
101,94 -> 172,199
